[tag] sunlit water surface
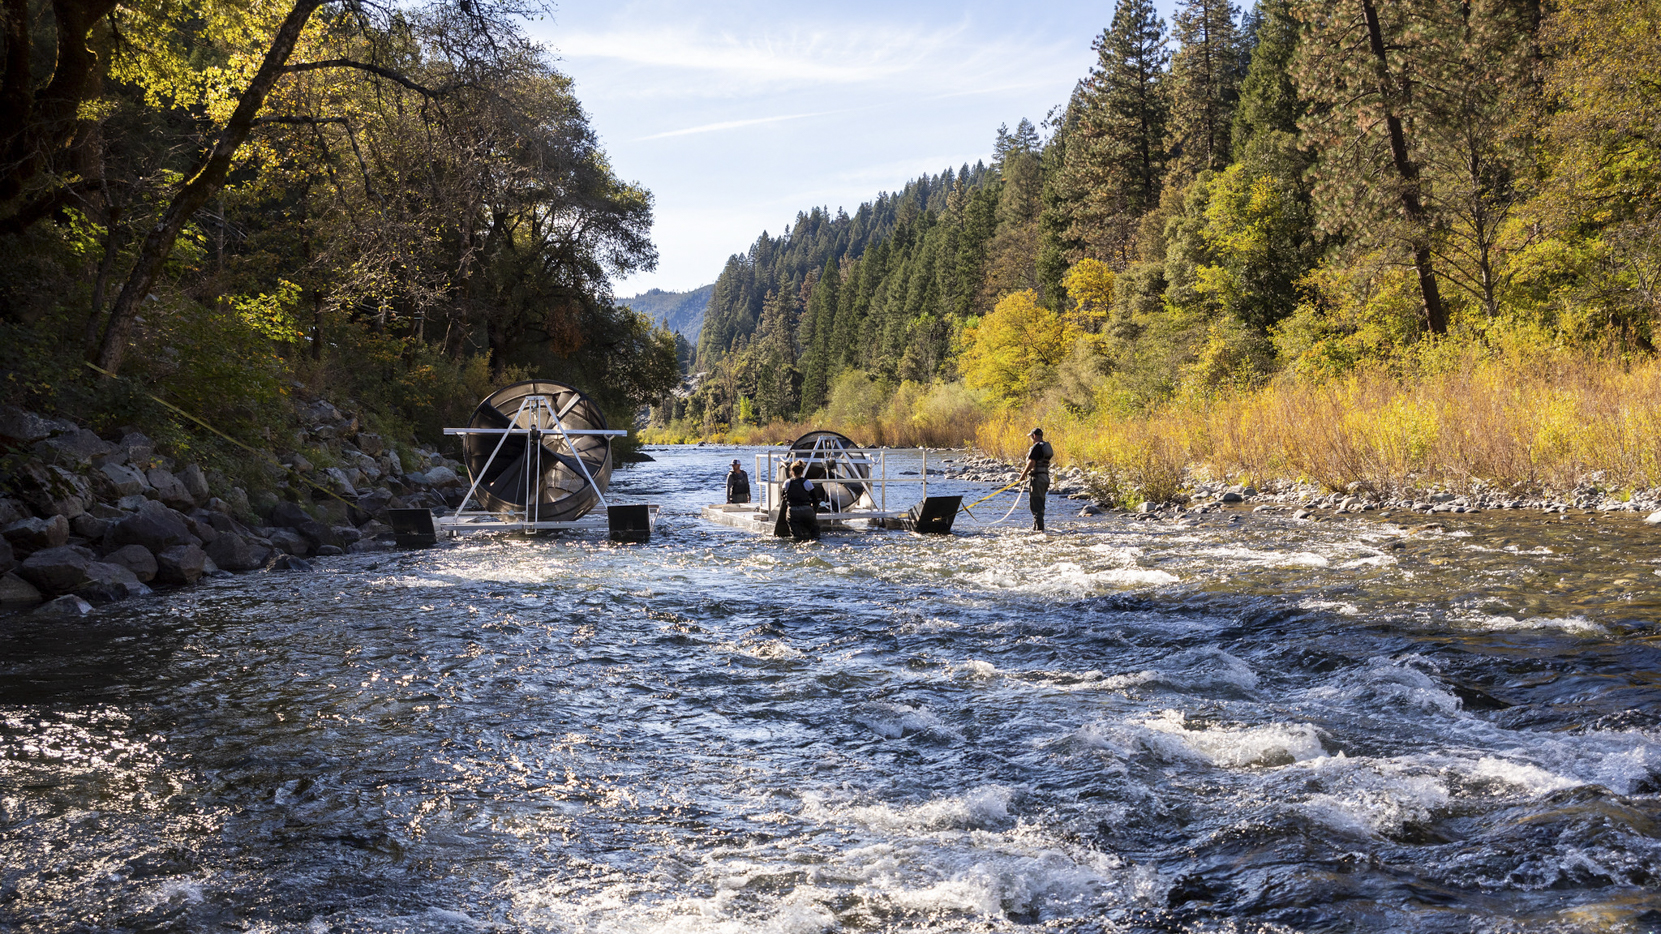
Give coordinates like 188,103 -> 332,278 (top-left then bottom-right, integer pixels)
3,445 -> 1659,933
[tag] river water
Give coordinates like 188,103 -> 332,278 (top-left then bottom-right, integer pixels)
2,445 -> 1659,933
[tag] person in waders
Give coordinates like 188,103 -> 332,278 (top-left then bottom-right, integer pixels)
726,459 -> 751,504
781,460 -> 827,541
1016,427 -> 1053,531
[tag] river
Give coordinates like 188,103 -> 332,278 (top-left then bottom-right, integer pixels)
2,444 -> 1658,932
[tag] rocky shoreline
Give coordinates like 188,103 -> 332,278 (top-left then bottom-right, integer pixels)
1,402 -> 472,617
933,452 -> 1661,523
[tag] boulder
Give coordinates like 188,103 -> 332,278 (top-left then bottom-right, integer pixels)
320,467 -> 357,497
354,489 -> 393,523
314,545 -> 345,557
205,532 -> 263,572
356,432 -> 384,457
176,464 -> 211,503
17,545 -> 97,594
206,497 -> 232,515
348,539 -> 392,554
0,498 -> 24,526
1647,511 -> 1661,525
330,525 -> 362,546
381,450 -> 403,475
263,527 -> 310,556
146,468 -> 196,509
0,536 -> 11,574
0,572 -> 43,607
35,594 -> 94,617
197,510 -> 235,534
267,554 -> 312,572
19,465 -> 91,518
4,515 -> 70,553
104,544 -> 158,582
75,562 -> 150,605
185,515 -> 219,545
97,462 -> 151,498
266,501 -> 337,549
282,452 -> 314,474
108,505 -> 192,554
0,406 -> 68,445
302,400 -> 341,424
33,428 -> 115,466
424,465 -> 461,488
71,514 -> 111,541
116,432 -> 154,465
357,518 -> 393,538
155,544 -> 207,585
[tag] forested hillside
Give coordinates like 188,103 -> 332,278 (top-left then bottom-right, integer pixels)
621,285 -> 714,342
658,0 -> 1661,500
0,0 -> 679,482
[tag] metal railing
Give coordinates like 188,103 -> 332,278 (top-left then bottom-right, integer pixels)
757,446 -> 930,518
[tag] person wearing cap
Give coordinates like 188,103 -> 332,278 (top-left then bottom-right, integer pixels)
726,459 -> 751,504
1016,427 -> 1054,531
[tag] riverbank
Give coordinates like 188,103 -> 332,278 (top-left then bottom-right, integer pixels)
939,450 -> 1661,522
0,401 -> 473,616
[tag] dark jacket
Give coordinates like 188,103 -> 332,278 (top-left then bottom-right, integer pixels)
783,477 -> 826,510
1026,441 -> 1053,479
726,469 -> 751,503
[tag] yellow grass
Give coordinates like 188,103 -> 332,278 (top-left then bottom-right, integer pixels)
651,347 -> 1661,502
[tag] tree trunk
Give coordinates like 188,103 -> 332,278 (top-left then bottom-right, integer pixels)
83,199 -> 125,351
1360,0 -> 1448,335
1,0 -> 120,205
94,0 -> 324,374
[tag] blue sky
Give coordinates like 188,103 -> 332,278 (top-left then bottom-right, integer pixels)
530,1 -> 1179,295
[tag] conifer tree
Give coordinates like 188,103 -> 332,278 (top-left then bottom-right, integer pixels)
1058,0 -> 1171,264
1296,0 -> 1450,333
798,263 -> 840,412
1231,0 -> 1303,159
1166,0 -> 1243,183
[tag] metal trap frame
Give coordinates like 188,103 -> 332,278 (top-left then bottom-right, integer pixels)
704,438 -> 959,534
432,391 -> 658,540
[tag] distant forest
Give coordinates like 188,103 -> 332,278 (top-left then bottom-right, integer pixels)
664,0 -> 1661,439
621,285 -> 713,343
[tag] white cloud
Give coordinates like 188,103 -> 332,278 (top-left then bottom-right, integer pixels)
549,17 -> 1083,100
536,2 -> 1110,292
636,110 -> 847,141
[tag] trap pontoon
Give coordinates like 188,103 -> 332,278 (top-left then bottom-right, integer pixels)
389,380 -> 657,544
702,430 -> 960,535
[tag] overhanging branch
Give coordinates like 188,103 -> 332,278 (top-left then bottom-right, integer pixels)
282,59 -> 458,96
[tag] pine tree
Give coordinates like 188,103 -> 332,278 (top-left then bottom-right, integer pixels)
753,285 -> 800,422
1058,0 -> 1171,264
798,262 -> 840,412
1166,0 -> 1243,183
1231,0 -> 1303,160
993,118 -> 1042,167
1296,0 -> 1538,333
1296,0 -> 1449,333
